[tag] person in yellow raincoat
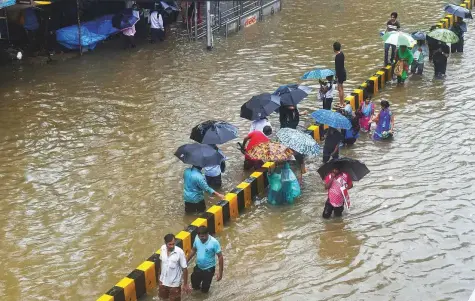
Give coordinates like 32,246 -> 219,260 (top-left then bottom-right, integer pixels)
394,45 -> 413,84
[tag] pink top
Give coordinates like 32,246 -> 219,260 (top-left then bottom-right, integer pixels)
122,25 -> 136,36
324,172 -> 352,207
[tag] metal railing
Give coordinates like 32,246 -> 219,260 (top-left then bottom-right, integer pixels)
184,0 -> 279,40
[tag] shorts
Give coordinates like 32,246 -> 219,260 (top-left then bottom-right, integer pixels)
185,200 -> 206,213
159,283 -> 181,301
337,74 -> 346,84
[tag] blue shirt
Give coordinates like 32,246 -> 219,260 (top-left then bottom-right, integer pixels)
203,149 -> 226,177
183,167 -> 215,203
193,236 -> 221,269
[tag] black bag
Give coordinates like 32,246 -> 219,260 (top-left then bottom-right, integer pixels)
220,161 -> 226,173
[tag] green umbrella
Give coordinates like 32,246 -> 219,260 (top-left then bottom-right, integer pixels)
382,31 -> 416,47
427,28 -> 460,44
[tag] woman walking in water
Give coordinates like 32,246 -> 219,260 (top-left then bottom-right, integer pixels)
358,96 -> 374,132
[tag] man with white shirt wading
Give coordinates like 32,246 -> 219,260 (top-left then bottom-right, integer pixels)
150,9 -> 165,43
159,234 -> 191,301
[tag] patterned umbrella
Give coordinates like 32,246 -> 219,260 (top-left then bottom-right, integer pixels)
427,28 -> 460,44
444,4 -> 472,19
190,120 -> 238,144
301,69 -> 335,80
247,142 -> 294,162
382,31 -> 416,47
311,109 -> 352,130
276,128 -> 320,156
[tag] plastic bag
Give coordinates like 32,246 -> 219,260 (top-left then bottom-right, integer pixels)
281,162 -> 301,204
267,171 -> 282,205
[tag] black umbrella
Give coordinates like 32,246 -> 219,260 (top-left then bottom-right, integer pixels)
174,144 -> 224,168
317,157 -> 370,181
190,120 -> 238,144
240,93 -> 281,121
273,84 -> 312,106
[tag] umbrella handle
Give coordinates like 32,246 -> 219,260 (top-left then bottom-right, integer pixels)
236,142 -> 246,155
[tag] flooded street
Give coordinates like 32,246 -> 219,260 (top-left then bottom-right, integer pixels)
1,0 -> 475,300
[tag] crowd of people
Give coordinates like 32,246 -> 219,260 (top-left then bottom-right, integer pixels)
162,10 -> 469,301
384,11 -> 468,80
121,3 -> 173,49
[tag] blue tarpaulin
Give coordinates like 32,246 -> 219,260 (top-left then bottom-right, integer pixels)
56,14 -> 122,50
0,0 -> 15,9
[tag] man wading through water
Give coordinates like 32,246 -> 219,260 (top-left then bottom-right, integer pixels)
188,226 -> 224,293
159,234 -> 190,301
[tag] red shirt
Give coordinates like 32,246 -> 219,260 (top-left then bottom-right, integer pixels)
324,172 -> 352,207
245,131 -> 269,160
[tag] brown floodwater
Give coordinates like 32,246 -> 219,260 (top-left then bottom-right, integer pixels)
1,0 -> 475,300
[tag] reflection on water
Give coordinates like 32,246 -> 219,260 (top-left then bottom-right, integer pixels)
1,0 -> 475,300
318,221 -> 361,269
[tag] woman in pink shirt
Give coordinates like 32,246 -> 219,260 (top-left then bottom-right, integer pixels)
322,167 -> 353,218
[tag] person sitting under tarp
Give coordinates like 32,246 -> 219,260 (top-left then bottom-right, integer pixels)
267,162 -> 301,205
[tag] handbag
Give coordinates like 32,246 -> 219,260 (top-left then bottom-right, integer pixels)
394,60 -> 404,76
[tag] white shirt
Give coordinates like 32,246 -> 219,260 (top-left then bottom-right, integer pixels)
249,119 -> 271,134
150,11 -> 164,30
203,149 -> 227,177
159,245 -> 187,287
324,82 -> 335,99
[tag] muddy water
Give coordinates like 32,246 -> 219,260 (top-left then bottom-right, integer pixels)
1,0 -> 475,300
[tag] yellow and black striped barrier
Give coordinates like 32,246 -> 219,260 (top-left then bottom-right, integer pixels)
97,163 -> 273,301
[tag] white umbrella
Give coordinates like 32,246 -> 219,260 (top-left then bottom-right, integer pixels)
382,31 -> 416,47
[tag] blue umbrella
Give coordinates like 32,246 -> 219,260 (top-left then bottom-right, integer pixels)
411,31 -> 426,41
161,1 -> 180,12
112,11 -> 139,29
190,120 -> 238,144
301,69 -> 335,80
444,4 -> 473,19
240,93 -> 281,121
174,143 -> 224,167
459,21 -> 468,32
310,109 -> 352,130
273,84 -> 312,106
